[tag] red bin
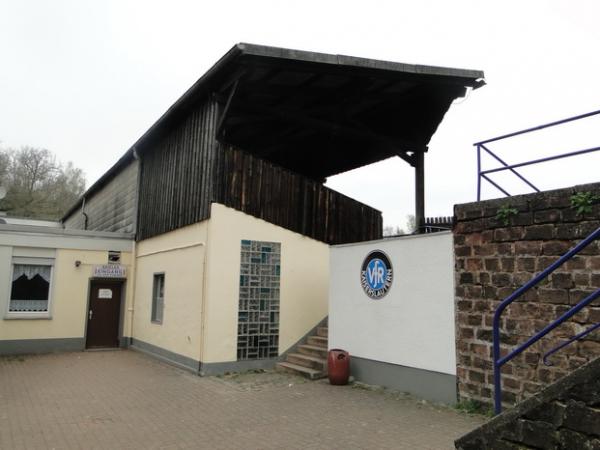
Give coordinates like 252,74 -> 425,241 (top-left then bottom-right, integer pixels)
328,349 -> 350,385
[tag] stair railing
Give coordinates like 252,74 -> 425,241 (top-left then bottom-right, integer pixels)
542,321 -> 600,366
493,226 -> 600,414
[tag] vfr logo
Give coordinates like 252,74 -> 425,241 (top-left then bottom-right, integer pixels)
366,259 -> 386,290
360,250 -> 393,299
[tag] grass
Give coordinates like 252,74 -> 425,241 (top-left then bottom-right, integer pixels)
454,399 -> 494,417
0,355 -> 26,362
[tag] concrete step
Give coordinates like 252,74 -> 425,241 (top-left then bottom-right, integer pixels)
287,353 -> 327,371
276,362 -> 325,380
307,336 -> 328,347
298,344 -> 328,359
316,327 -> 328,338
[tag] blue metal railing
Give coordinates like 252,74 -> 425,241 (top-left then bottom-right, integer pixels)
543,322 -> 600,366
493,226 -> 600,414
475,109 -> 600,201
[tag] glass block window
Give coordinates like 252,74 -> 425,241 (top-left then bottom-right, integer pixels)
237,240 -> 281,360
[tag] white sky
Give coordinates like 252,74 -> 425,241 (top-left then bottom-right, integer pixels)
1,0 -> 600,229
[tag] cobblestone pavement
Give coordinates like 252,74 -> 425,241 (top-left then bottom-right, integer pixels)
0,351 -> 484,449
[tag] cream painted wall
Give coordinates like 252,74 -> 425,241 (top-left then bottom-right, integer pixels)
132,221 -> 207,362
201,203 -> 329,363
1,247 -> 133,341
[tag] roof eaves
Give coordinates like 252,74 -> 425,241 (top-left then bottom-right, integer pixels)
62,43 -> 485,223
237,43 -> 485,85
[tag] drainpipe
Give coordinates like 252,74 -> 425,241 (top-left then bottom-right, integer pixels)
81,197 -> 89,230
132,146 -> 141,234
128,240 -> 138,346
128,146 -> 141,346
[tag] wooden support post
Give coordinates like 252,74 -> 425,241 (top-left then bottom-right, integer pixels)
216,79 -> 239,139
415,149 -> 425,233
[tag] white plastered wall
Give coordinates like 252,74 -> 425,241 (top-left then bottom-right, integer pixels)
329,232 -> 456,375
131,221 -> 207,362
201,203 -> 329,363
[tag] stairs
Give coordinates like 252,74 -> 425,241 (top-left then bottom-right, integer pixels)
276,324 -> 328,380
455,357 -> 600,449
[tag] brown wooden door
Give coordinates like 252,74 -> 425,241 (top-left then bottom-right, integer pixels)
86,281 -> 122,349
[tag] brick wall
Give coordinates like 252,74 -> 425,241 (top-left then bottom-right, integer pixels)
454,182 -> 600,408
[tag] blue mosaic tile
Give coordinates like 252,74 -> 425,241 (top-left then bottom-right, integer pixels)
237,240 -> 281,360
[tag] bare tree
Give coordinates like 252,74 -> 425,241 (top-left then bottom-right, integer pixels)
0,146 -> 86,219
0,151 -> 9,183
382,214 -> 416,237
382,225 -> 405,236
406,214 -> 416,233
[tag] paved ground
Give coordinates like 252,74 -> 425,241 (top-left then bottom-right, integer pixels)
0,350 -> 484,449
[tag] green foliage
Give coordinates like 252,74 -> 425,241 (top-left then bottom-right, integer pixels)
570,191 -> 599,216
496,204 -> 518,226
1,355 -> 26,362
455,399 -> 494,417
0,146 -> 86,220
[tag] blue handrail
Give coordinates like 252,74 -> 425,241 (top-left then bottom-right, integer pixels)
475,109 -> 600,201
543,322 -> 600,366
493,226 -> 600,414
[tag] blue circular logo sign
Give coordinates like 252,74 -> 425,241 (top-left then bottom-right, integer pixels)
361,250 -> 393,299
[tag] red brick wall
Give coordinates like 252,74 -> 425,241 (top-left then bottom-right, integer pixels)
454,183 -> 600,408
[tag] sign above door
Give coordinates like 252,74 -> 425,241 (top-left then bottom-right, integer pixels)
93,264 -> 126,279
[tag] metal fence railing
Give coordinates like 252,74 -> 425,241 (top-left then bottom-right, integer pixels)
475,109 -> 600,201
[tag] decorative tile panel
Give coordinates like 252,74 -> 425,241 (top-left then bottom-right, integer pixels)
237,240 -> 281,360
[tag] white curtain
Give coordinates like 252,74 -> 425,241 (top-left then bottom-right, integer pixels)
12,264 -> 51,283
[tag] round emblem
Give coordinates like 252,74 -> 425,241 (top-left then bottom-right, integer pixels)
360,250 -> 393,299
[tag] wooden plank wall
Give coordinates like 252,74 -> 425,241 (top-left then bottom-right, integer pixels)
421,215 -> 454,233
217,145 -> 382,245
137,97 -> 382,244
137,100 -> 220,241
63,160 -> 139,233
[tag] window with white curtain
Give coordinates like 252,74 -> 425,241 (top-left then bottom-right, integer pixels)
9,262 -> 53,313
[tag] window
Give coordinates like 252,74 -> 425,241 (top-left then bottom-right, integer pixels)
151,273 -> 165,323
237,240 -> 281,360
9,260 -> 54,316
108,250 -> 121,264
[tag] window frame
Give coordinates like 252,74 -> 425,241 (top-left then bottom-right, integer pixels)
151,272 -> 165,324
5,257 -> 55,320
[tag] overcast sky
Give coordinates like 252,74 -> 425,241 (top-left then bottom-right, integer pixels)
1,1 -> 599,228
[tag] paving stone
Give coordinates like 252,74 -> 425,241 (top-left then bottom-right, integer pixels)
0,351 -> 484,449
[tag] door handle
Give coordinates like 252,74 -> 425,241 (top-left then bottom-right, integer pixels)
89,310 -> 93,320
